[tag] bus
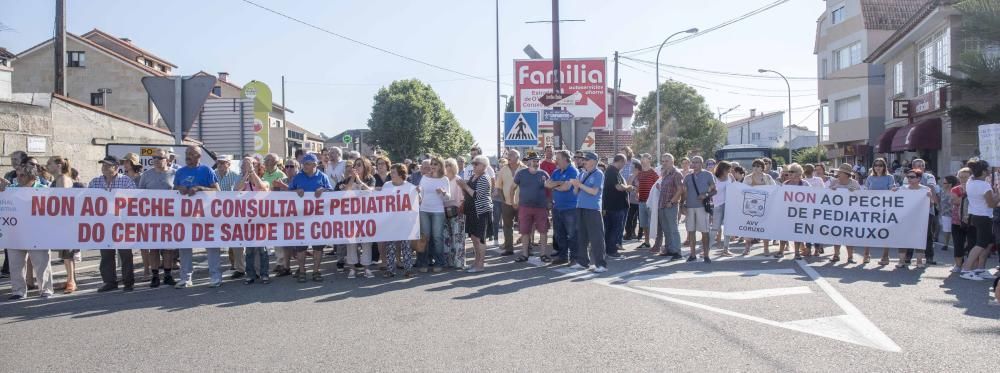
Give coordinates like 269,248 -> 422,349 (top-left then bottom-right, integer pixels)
714,144 -> 772,169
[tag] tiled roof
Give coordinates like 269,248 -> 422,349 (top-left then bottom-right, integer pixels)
865,0 -> 960,62
16,33 -> 167,77
81,28 -> 178,68
0,47 -> 14,59
860,0 -> 929,30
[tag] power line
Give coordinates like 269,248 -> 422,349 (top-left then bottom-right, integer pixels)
625,58 -> 816,93
241,0 -> 504,85
286,76 -> 492,87
621,55 -> 878,81
621,0 -> 790,55
619,62 -> 815,98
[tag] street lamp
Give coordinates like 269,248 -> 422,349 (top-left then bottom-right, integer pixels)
655,27 -> 698,160
758,68 -> 792,165
499,94 -> 509,159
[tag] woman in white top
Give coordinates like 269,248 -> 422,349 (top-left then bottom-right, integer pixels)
383,164 -> 416,277
813,163 -> 832,188
897,168 -> 938,269
741,159 -> 776,255
803,164 -> 827,257
828,164 -> 862,264
338,158 -> 377,279
442,158 -> 467,269
959,160 -> 997,281
418,156 -> 451,272
711,161 -> 734,256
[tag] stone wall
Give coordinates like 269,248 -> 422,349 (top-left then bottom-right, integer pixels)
1,94 -> 196,181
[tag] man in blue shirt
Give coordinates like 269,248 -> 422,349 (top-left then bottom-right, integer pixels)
173,145 -> 221,289
545,150 -> 578,266
288,153 -> 332,282
569,151 -> 606,272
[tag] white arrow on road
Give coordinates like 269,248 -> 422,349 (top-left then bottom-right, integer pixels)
565,97 -> 604,119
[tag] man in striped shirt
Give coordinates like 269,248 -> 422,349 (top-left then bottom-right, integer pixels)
89,155 -> 138,292
214,155 -> 245,279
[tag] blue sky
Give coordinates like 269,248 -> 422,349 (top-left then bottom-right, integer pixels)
2,0 -> 824,155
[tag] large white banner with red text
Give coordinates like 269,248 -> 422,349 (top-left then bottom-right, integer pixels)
723,184 -> 929,249
0,186 -> 419,250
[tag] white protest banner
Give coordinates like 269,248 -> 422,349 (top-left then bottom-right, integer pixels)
977,123 -> 1000,166
723,183 -> 929,249
0,186 -> 419,250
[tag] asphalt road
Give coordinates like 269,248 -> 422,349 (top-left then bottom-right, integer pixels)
0,235 -> 997,372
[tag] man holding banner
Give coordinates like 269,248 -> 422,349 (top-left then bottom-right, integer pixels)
138,148 -> 178,288
89,156 -> 139,292
174,146 -> 221,289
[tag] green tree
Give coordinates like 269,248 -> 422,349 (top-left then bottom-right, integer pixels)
793,146 -> 827,164
367,79 -> 474,160
632,81 -> 726,158
505,96 -> 514,112
931,0 -> 1000,123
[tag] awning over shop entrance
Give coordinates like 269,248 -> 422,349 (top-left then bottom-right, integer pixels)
890,118 -> 942,152
874,126 -> 901,153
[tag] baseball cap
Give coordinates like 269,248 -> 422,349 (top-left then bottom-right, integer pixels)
301,153 -> 319,164
98,155 -> 119,166
123,152 -> 141,165
583,152 -> 599,161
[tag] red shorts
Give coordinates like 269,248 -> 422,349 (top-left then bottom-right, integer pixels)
518,206 -> 550,234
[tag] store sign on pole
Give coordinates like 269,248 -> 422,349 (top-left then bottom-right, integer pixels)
242,81 -> 272,155
515,58 -> 607,128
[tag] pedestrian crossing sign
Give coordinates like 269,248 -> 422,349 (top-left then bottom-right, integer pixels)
504,112 -> 539,147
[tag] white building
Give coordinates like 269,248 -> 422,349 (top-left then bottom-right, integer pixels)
726,110 -> 785,148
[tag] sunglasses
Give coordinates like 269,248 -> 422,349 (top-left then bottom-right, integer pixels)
906,175 -> 919,179
284,165 -> 296,169
874,164 -> 885,167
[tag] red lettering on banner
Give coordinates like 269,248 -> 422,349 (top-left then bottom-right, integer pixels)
78,223 -> 105,242
784,191 -> 816,204
31,196 -> 75,216
308,219 -> 378,240
401,194 -> 412,211
114,197 -> 175,217
191,223 -> 215,241
181,199 -> 205,217
111,223 -> 184,243
220,222 -> 278,241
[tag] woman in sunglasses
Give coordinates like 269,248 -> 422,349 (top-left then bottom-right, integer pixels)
742,159 -> 775,255
896,168 -> 937,269
863,158 -> 897,265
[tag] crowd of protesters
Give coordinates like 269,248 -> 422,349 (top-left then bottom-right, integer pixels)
0,145 -> 997,302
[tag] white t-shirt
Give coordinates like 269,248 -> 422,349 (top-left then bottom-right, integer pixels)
419,176 -> 451,213
806,177 -> 826,189
966,179 -> 994,217
712,175 -> 731,206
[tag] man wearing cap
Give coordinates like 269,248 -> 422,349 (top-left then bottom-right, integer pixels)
288,153 -> 332,282
89,155 -> 138,292
603,154 -> 633,258
214,155 -> 245,279
138,147 -> 178,287
514,151 -> 551,263
569,151 -> 607,272
495,149 -> 525,256
683,156 -> 716,263
174,145 -> 221,288
545,150 -> 578,265
167,149 -> 181,171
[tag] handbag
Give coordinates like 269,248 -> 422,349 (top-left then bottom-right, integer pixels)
689,173 -> 714,214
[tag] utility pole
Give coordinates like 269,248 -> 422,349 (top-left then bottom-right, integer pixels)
612,51 -> 619,153
496,0 -> 502,161
281,75 -> 286,123
54,0 -> 66,95
816,106 -> 822,163
551,0 -> 563,149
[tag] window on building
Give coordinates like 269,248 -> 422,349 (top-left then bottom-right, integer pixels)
831,5 -> 845,24
211,86 -> 222,96
918,28 -> 951,94
67,51 -> 85,67
144,59 -> 154,68
834,42 -> 862,70
893,62 -> 904,95
90,92 -> 104,106
158,65 -> 168,73
834,96 -> 862,122
751,133 -> 761,141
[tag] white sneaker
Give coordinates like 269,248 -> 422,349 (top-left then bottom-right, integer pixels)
950,265 -> 962,273
960,271 -> 984,281
174,280 -> 193,289
975,270 -> 996,279
594,266 -> 607,273
587,265 -> 597,272
527,257 -> 543,266
347,269 -> 356,279
569,263 -> 586,270
363,269 -> 374,279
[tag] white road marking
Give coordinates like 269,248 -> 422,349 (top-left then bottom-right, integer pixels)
626,268 -> 796,282
635,285 -> 813,300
